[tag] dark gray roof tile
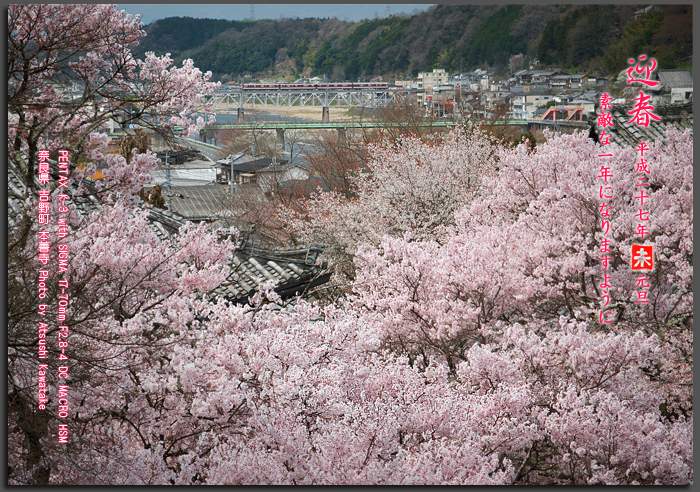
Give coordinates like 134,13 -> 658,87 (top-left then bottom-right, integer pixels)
597,101 -> 693,147
8,158 -> 330,305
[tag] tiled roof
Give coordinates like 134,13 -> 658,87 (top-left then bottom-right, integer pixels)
598,101 -> 693,147
655,70 -> 693,89
150,168 -> 217,187
258,161 -> 313,174
8,160 -> 330,304
141,206 -> 331,302
222,157 -> 290,175
521,92 -> 552,97
216,153 -> 257,166
8,160 -> 101,220
208,244 -> 330,304
168,184 -> 230,221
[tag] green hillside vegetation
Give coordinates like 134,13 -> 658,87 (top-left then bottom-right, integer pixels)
537,5 -> 628,68
185,18 -> 331,78
134,17 -> 257,57
461,5 -> 526,68
312,17 -> 415,79
602,5 -> 693,73
135,4 -> 692,81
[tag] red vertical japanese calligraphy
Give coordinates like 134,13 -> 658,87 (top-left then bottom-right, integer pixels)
626,55 -> 657,304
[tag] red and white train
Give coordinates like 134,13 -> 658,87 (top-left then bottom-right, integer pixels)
241,82 -> 389,91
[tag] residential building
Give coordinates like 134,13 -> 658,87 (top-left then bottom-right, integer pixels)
150,160 -> 218,188
7,157 -> 331,304
418,69 -> 449,106
417,68 -> 449,90
568,74 -> 589,89
550,74 -> 571,90
256,160 -> 314,194
167,185 -> 231,222
567,99 -> 596,117
511,91 -> 555,119
216,152 -> 257,184
655,69 -> 693,104
512,69 -> 563,86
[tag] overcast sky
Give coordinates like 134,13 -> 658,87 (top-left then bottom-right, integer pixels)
117,4 -> 435,25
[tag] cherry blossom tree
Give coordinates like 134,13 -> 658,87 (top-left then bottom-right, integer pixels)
7,5 -> 692,484
7,4 -> 229,484
352,128 -> 693,453
278,125 -> 500,286
353,128 -> 691,363
9,135 -> 693,487
8,4 -> 218,191
509,53 -> 525,73
13,276 -> 689,484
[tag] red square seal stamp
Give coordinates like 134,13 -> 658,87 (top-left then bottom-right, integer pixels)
631,244 -> 654,271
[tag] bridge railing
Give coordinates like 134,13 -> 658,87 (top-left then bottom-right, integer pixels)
173,119 -> 534,132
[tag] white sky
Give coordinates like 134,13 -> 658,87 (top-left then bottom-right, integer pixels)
117,4 -> 434,25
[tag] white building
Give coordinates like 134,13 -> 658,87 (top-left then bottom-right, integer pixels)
656,70 -> 693,104
511,92 -> 555,119
418,69 -> 449,105
417,68 -> 449,89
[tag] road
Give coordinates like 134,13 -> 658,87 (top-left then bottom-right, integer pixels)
177,137 -> 223,161
177,134 -> 309,166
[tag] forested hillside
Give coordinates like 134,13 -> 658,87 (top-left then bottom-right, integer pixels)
134,4 -> 692,81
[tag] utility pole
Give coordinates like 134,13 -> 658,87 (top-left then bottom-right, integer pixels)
165,149 -> 171,193
165,149 -> 172,211
229,153 -> 240,197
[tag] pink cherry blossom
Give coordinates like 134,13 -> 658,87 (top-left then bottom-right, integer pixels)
7,5 -> 692,484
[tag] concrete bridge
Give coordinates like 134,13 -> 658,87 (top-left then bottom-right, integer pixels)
193,120 -> 459,148
200,120 -> 461,131
191,119 -> 537,148
176,118 -> 585,153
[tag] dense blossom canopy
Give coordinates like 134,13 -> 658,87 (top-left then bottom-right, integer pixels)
278,126 -> 500,284
7,4 -> 692,485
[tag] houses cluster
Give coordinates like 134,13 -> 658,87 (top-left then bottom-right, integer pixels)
134,146 -> 324,223
395,67 -> 693,121
215,152 -> 321,196
142,148 -> 333,304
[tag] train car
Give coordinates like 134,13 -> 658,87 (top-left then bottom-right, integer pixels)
354,82 -> 390,89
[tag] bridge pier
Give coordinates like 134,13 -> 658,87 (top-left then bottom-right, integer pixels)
276,128 -> 285,147
237,108 -> 244,122
322,106 -> 329,123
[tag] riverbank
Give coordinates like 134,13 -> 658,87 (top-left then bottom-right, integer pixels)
249,106 -> 358,123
